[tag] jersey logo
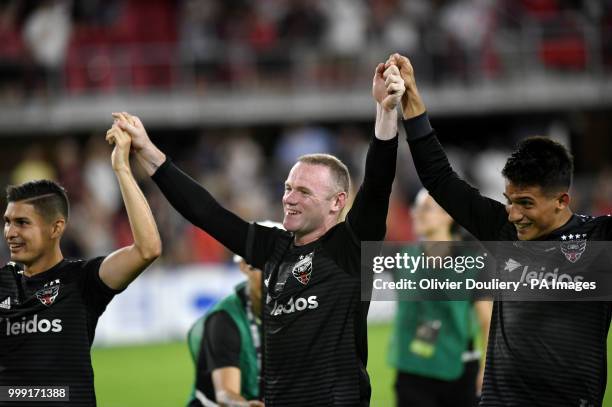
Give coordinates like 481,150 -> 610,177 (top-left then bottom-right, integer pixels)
560,235 -> 587,263
35,279 -> 60,306
503,258 -> 522,272
0,297 -> 10,310
270,295 -> 319,316
292,252 -> 313,285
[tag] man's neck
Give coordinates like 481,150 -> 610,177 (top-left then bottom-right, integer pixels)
293,219 -> 338,246
544,209 -> 574,237
23,250 -> 64,277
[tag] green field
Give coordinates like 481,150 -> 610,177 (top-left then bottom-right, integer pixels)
93,324 -> 612,407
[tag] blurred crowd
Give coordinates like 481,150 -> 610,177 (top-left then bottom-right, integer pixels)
0,0 -> 611,98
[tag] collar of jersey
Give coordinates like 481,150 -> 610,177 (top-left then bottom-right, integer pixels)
531,214 -> 580,241
23,258 -> 66,284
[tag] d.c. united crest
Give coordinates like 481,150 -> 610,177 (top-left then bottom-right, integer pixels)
36,280 -> 60,306
292,252 -> 314,285
560,239 -> 586,263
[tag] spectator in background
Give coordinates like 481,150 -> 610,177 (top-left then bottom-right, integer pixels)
178,0 -> 222,88
274,125 -> 335,171
0,1 -> 26,99
278,0 -> 326,48
83,134 -> 120,214
388,189 -> 491,407
186,221 -> 283,407
54,138 -> 84,203
11,145 -> 56,185
22,0 -> 72,95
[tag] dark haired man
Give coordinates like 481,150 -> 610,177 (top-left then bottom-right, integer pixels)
0,126 -> 161,406
113,58 -> 405,406
389,52 -> 612,406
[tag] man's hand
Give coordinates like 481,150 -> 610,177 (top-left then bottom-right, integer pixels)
385,53 -> 426,119
111,111 -> 166,176
106,125 -> 131,173
372,62 -> 405,111
112,112 -> 150,152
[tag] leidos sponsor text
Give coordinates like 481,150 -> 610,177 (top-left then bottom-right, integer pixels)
4,315 -> 63,336
271,296 -> 318,316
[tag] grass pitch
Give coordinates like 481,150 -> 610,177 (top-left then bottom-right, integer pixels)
93,324 -> 612,406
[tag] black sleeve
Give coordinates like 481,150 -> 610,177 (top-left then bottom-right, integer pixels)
81,256 -> 120,317
151,159 -> 251,257
246,223 -> 291,271
346,135 -> 398,242
201,311 -> 241,371
404,113 -> 508,241
604,215 -> 612,240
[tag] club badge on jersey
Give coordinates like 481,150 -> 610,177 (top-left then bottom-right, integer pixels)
560,234 -> 587,263
292,252 -> 314,285
35,279 -> 61,306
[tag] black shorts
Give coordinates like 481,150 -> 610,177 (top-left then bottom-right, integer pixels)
395,361 -> 479,407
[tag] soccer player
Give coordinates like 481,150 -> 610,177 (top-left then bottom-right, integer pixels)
389,52 -> 612,406
186,222 -> 281,407
0,125 -> 161,406
388,189 -> 491,407
113,58 -> 405,406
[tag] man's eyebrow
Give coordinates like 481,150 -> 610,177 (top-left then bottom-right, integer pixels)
503,193 -> 534,202
4,216 -> 29,221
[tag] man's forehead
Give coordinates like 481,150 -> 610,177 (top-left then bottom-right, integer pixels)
504,181 -> 545,198
286,162 -> 332,183
4,201 -> 38,218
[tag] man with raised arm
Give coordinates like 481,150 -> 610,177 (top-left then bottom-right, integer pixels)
390,52 -> 612,407
113,57 -> 404,406
0,125 -> 161,406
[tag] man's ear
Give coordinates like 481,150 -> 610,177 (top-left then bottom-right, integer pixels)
557,192 -> 571,211
50,218 -> 66,239
332,192 -> 348,213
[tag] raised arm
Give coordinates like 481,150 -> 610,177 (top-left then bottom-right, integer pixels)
389,54 -> 508,240
346,61 -> 402,241
98,125 -> 161,290
113,112 -> 251,258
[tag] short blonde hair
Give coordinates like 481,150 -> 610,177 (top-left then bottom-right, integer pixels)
297,154 -> 351,195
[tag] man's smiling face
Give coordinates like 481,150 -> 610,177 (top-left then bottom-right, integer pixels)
504,181 -> 569,241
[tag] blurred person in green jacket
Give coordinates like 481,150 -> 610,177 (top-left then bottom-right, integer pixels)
187,221 -> 282,407
388,189 -> 492,407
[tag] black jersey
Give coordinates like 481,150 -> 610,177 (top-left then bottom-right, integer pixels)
0,257 -> 119,407
404,113 -> 612,407
152,136 -> 397,406
245,219 -> 362,406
